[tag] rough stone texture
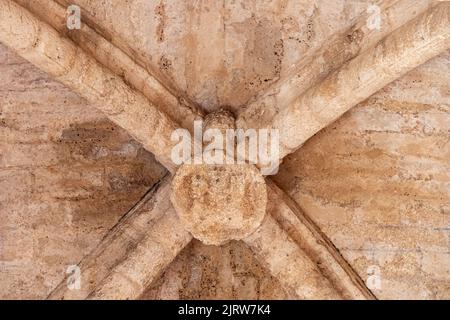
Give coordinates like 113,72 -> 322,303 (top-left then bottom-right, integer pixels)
1,0 -> 449,300
203,109 -> 236,134
0,0 -> 181,171
273,51 -> 450,299
0,43 -> 166,299
264,180 -> 374,299
88,187 -> 192,300
245,213 -> 341,299
48,176 -> 193,300
15,0 -> 204,133
0,43 -> 284,300
271,2 -> 450,161
171,164 -> 267,245
238,0 -> 436,131
52,0 -> 375,113
141,239 -> 294,300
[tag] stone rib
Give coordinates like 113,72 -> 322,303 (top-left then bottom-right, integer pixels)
13,0 -> 204,132
0,0 -> 179,171
244,213 -> 341,299
48,176 -> 192,300
273,3 -> 450,160
237,0 -> 436,131
266,180 -> 376,300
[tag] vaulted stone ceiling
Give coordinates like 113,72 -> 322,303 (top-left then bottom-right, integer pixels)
0,0 -> 449,299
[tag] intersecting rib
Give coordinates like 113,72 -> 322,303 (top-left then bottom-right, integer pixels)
13,0 -> 204,132
236,0 -> 436,131
248,2 -> 450,161
48,176 -> 192,300
0,0 -> 179,171
242,181 -> 376,299
264,180 -> 375,299
0,0 -> 422,300
244,213 -> 341,299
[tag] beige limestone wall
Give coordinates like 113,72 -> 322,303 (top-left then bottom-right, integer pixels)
273,51 -> 450,300
0,43 -> 286,300
0,44 -> 166,298
54,0 -> 373,113
139,50 -> 450,299
141,240 -> 294,300
0,0 -> 449,300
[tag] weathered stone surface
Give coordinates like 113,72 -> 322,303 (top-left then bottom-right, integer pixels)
48,176 -> 192,300
171,163 -> 267,245
0,43 -> 286,297
15,0 -> 204,133
1,0 -> 449,300
52,0 -> 376,112
87,185 -> 192,300
268,2 -> 450,161
0,43 -> 166,299
0,0 -> 180,171
265,180 -> 374,299
238,0 -> 436,131
273,51 -> 450,299
203,109 -> 236,134
141,239 -> 294,300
